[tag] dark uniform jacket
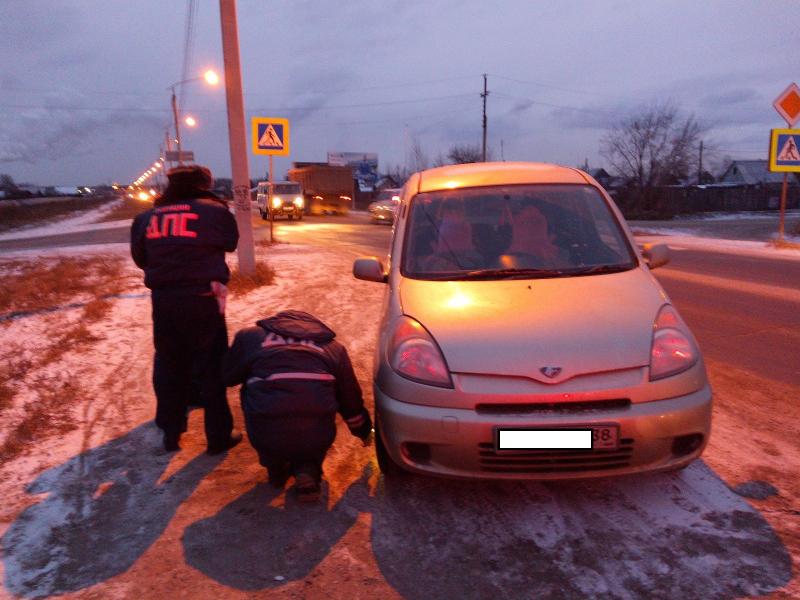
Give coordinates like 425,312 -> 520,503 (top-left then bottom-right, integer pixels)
223,311 -> 371,457
130,191 -> 238,292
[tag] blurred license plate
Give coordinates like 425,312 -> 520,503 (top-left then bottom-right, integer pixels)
496,425 -> 619,451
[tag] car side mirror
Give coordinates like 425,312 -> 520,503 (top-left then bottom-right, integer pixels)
642,242 -> 670,269
353,257 -> 387,283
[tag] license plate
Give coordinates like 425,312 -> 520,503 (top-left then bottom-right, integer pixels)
495,424 -> 619,451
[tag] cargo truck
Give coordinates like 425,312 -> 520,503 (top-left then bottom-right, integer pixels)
287,163 -> 354,215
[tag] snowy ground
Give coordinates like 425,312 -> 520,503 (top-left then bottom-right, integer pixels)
0,208 -> 797,598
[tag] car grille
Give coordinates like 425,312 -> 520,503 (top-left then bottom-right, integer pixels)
477,438 -> 635,473
475,399 -> 631,414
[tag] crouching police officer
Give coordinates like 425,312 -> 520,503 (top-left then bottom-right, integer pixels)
131,165 -> 242,455
223,310 -> 372,502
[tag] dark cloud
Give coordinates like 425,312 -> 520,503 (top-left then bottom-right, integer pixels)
0,94 -> 162,164
1,1 -> 797,182
700,88 -> 759,108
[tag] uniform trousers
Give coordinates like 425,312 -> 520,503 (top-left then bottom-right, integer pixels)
151,290 -> 233,448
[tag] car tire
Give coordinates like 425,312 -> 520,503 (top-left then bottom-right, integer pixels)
297,214 -> 303,221
375,418 -> 404,476
260,209 -> 268,220
288,214 -> 294,220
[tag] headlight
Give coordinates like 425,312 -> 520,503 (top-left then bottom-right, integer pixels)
649,304 -> 698,380
388,316 -> 452,388
293,196 -> 304,208
271,197 -> 282,208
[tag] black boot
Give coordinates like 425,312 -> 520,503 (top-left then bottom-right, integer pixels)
163,431 -> 181,452
206,429 -> 243,455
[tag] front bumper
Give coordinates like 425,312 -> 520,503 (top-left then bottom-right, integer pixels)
375,383 -> 712,480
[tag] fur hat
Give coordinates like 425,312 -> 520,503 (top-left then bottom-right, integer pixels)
166,165 -> 213,192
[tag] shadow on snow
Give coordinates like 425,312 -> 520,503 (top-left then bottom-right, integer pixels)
2,429 -> 792,600
1,422 -> 222,599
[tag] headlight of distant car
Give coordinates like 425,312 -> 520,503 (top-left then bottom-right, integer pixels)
271,197 -> 282,208
293,196 -> 304,208
649,304 -> 699,380
388,316 -> 453,388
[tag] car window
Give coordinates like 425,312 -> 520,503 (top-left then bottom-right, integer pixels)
401,184 -> 636,280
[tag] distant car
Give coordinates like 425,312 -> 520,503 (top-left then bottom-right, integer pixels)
367,188 -> 401,224
256,181 -> 304,220
354,162 -> 711,480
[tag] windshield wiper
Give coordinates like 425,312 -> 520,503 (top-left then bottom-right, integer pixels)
566,264 -> 635,275
455,268 -> 570,280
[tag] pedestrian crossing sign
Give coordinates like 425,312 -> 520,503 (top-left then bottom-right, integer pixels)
252,117 -> 290,156
769,128 -> 800,172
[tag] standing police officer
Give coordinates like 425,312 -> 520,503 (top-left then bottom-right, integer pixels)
131,165 -> 242,454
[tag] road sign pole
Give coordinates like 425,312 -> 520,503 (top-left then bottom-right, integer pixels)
269,154 -> 274,242
779,173 -> 788,241
219,0 -> 255,276
772,84 -> 800,243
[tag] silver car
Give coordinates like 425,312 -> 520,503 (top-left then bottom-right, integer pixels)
367,188 -> 402,224
354,162 -> 711,480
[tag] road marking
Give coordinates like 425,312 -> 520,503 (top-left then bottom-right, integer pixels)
657,268 -> 800,304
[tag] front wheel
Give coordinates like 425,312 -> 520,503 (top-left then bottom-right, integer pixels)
374,418 -> 404,476
259,209 -> 267,220
288,214 -> 294,221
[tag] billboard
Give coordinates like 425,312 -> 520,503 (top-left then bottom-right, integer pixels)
328,152 -> 378,192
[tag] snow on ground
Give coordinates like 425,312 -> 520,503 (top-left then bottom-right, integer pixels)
0,222 -> 797,598
0,199 -> 124,241
634,232 -> 800,260
0,240 -> 388,598
671,209 -> 800,221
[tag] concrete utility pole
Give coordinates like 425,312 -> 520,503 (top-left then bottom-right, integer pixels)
171,87 -> 183,165
219,0 -> 255,275
481,74 -> 489,162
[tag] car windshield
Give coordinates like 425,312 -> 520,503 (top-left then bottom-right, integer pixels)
401,184 -> 637,280
273,183 -> 300,195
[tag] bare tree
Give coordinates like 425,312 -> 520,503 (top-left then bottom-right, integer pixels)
600,104 -> 707,209
408,135 -> 429,172
0,174 -> 18,194
447,143 -> 487,164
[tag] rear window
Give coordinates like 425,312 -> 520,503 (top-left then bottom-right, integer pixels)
401,184 -> 636,280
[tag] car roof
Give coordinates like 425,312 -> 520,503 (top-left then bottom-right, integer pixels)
416,162 -> 590,193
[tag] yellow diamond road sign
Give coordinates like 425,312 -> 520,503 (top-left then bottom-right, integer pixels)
252,117 -> 290,156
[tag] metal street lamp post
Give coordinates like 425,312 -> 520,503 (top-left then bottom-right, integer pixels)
167,70 -> 219,165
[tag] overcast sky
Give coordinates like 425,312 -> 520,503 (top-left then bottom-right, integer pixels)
0,0 -> 797,185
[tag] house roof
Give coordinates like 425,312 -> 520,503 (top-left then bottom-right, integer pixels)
720,160 -> 786,185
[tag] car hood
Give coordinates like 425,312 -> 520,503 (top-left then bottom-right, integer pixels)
398,268 -> 668,384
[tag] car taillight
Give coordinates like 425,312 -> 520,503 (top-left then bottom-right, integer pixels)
649,304 -> 698,381
388,316 -> 452,388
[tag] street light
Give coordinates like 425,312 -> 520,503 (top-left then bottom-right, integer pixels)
184,115 -> 197,127
167,69 -> 219,165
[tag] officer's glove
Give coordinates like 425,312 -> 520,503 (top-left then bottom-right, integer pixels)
345,409 -> 373,443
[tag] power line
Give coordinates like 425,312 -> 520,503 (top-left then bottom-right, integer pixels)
0,75 -> 479,100
0,92 -> 477,114
178,0 -> 198,113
